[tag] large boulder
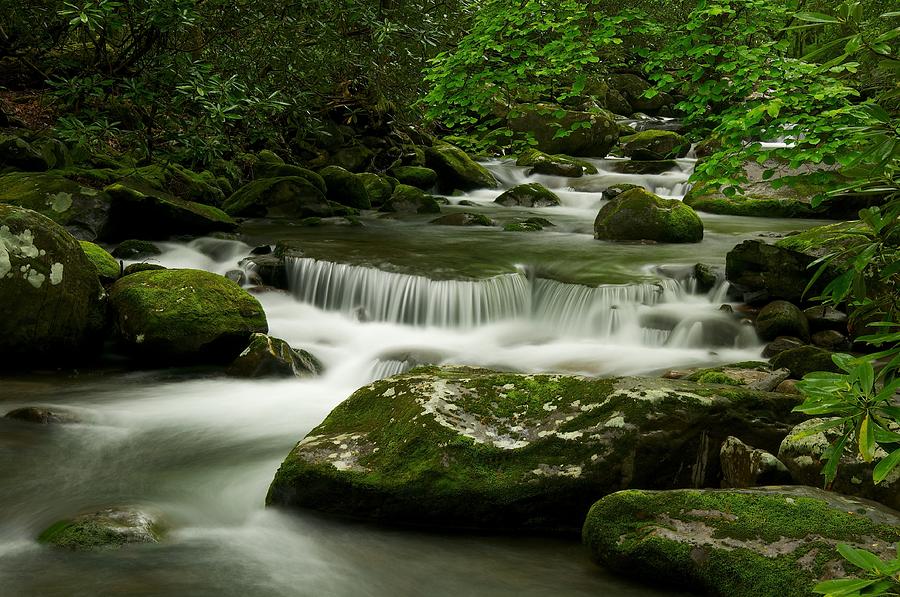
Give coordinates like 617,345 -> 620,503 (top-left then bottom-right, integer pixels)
0,135 -> 49,171
425,141 -> 498,192
109,269 -> 268,364
755,300 -> 810,341
606,74 -> 670,114
583,486 -> 900,597
266,366 -> 803,532
0,171 -> 111,240
619,130 -> 688,160
0,205 -> 106,366
228,333 -> 322,378
222,177 -> 332,218
515,149 -> 598,177
779,418 -> 900,511
380,184 -> 441,214
494,183 -> 561,207
389,166 -> 438,190
319,166 -> 371,209
39,507 -> 165,550
357,173 -> 395,207
508,104 -> 619,157
770,346 -> 840,378
594,188 -> 703,243
252,162 -> 327,193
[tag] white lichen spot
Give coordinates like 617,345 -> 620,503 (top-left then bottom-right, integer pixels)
501,383 -> 514,390
557,431 -> 583,441
381,387 -> 396,398
25,269 -> 45,288
135,334 -> 145,344
49,262 -> 64,285
604,413 -> 626,428
542,402 -> 557,412
47,191 -> 73,213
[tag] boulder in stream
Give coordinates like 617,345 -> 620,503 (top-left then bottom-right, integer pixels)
755,300 -> 809,341
494,183 -> 561,208
222,176 -> 332,218
319,166 -> 371,209
618,130 -> 688,160
515,149 -> 598,177
79,240 -> 120,283
39,507 -> 165,550
425,141 -> 498,192
228,333 -> 323,378
582,486 -> 900,597
508,104 -> 619,157
380,184 -> 441,214
389,166 -> 438,190
594,188 -> 703,243
267,366 -> 803,532
430,212 -> 494,227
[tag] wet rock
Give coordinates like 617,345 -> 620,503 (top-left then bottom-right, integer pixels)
803,306 -> 848,332
762,336 -> 807,358
252,162 -> 327,192
779,419 -> 900,511
357,173 -> 395,207
318,166 -> 371,210
770,346 -> 840,379
607,74 -> 671,114
755,300 -> 809,341
583,486 -> 900,597
811,329 -> 850,352
0,135 -> 49,171
725,239 -> 825,304
222,177 -> 332,218
608,160 -> 677,175
380,184 -> 441,214
515,149 -> 598,178
686,363 -> 790,392
719,436 -> 791,488
693,263 -> 720,293
225,269 -> 247,286
618,130 -> 688,160
39,507 -> 165,550
774,379 -> 801,395
79,240 -> 119,283
267,366 -> 803,532
122,263 -> 166,276
112,239 -> 161,259
430,212 -> 494,227
241,253 -> 287,289
425,141 -> 498,192
494,183 -> 561,208
109,268 -> 268,364
5,407 -> 75,424
228,333 -> 322,378
594,188 -> 703,243
250,244 -> 273,256
389,166 -> 438,190
603,183 -> 643,200
508,104 -> 619,157
0,205 -> 106,367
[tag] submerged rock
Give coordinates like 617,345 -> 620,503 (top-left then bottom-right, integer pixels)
228,333 -> 323,378
425,141 -> 498,192
0,205 -> 106,367
267,366 -> 803,532
594,188 -> 703,243
583,486 -> 900,597
39,507 -> 165,550
494,183 -> 561,208
109,268 -> 268,364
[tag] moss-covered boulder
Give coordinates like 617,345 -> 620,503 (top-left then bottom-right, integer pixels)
79,240 -> 119,283
770,346 -> 840,379
0,171 -> 112,240
357,173 -> 395,207
726,240 -> 824,304
39,507 -> 164,550
0,135 -> 49,171
594,188 -> 703,243
228,333 -> 323,378
430,212 -> 494,226
328,144 -> 375,173
0,205 -> 106,366
223,177 -> 332,218
319,166 -> 371,209
380,184 -> 441,214
619,130 -> 688,160
103,183 -> 236,241
609,160 -> 678,175
112,239 -> 161,259
266,366 -> 803,532
583,486 -> 900,597
779,419 -> 900,511
494,183 -> 561,208
684,193 -> 822,218
515,149 -> 598,177
425,141 -> 498,192
508,104 -> 619,157
389,166 -> 438,190
685,362 -> 790,392
5,406 -> 77,424
607,74 -> 670,113
755,300 -> 810,341
252,162 -> 327,193
109,268 -> 268,364
122,262 -> 165,276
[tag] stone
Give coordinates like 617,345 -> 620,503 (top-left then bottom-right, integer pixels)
380,184 -> 441,214
583,486 -> 900,597
607,74 -> 670,113
811,329 -> 850,352
594,188 -> 703,243
603,183 -> 643,200
719,436 -> 791,488
494,183 -> 561,208
228,333 -> 323,378
0,135 -> 48,171
755,301 -> 809,341
508,104 -> 619,157
109,268 -> 268,364
685,362 -> 790,392
774,379 -> 801,395
5,407 -> 75,424
515,149 -> 598,177
762,336 -> 807,358
389,166 -> 438,190
803,306 -> 849,332
619,130 -> 688,160
319,166 -> 371,209
0,205 -> 106,367
79,240 -> 119,283
252,162 -> 327,193
694,263 -> 720,293
222,177 -> 332,218
39,507 -> 165,550
357,173 -> 396,207
430,212 -> 494,227
425,141 -> 498,192
112,239 -> 161,259
122,263 -> 166,276
266,366 -> 803,532
779,418 -> 900,511
608,160 -> 678,175
770,346 -> 840,379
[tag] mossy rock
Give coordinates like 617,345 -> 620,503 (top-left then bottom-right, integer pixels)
507,104 -> 619,157
39,507 -> 164,550
79,240 -> 119,282
770,346 -> 840,379
607,74 -> 669,113
619,130 -> 688,160
430,212 -> 494,226
755,300 -> 810,341
685,362 -> 789,392
109,268 -> 268,364
122,263 -> 166,276
252,162 -> 326,193
594,188 -> 703,243
0,205 -> 106,367
609,159 -> 678,175
604,183 -> 643,200
503,221 -> 544,232
319,166 -> 371,210
425,141 -> 498,192
725,239 -> 831,304
5,406 -> 76,424
328,145 -> 375,173
583,486 -> 900,597
223,177 -> 332,219
684,191 -> 820,218
266,366 -> 803,532
0,135 -> 49,171
112,239 -> 161,259
357,173 -> 395,207
389,166 -> 438,190
0,171 -> 111,240
380,184 -> 441,214
515,149 -> 598,177
58,163 -> 225,206
228,333 -> 323,378
494,183 -> 561,208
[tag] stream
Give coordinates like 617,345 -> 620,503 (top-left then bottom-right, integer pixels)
0,151 -> 829,595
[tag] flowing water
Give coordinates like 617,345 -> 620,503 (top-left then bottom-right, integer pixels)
0,152 -> 829,596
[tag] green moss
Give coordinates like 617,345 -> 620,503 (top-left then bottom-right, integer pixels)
380,184 -> 441,214
619,130 -> 687,160
503,221 -> 544,232
425,141 -> 498,191
79,240 -> 119,281
515,149 -> 599,176
495,182 -> 561,207
223,177 -> 329,218
595,187 -> 703,243
695,371 -> 743,386
684,189 -> 820,218
389,166 -> 438,190
319,166 -> 371,209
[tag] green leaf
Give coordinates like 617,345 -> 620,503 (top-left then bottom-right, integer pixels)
858,415 -> 876,462
873,448 -> 900,485
837,544 -> 883,573
794,12 -> 841,24
813,577 -> 878,595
